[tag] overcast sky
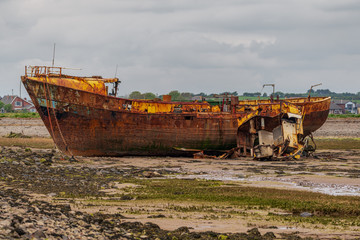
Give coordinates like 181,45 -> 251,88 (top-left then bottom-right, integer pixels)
1,0 -> 360,97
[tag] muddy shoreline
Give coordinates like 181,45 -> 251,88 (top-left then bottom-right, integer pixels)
0,118 -> 360,239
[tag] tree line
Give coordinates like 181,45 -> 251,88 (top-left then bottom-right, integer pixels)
244,89 -> 360,100
128,89 -> 360,101
128,91 -> 238,101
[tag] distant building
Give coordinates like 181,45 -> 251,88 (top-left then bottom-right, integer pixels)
329,102 -> 344,114
191,96 -> 205,101
329,100 -> 360,114
1,95 -> 36,112
332,100 -> 346,113
345,101 -> 357,114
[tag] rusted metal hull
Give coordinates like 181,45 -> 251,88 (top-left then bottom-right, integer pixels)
21,66 -> 330,157
22,79 -> 240,156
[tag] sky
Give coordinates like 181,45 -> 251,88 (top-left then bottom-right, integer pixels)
1,0 -> 360,97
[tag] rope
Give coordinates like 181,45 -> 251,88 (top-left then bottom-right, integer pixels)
44,76 -> 77,161
42,80 -> 55,140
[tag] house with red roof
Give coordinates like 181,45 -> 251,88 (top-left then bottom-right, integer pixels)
0,95 -> 36,112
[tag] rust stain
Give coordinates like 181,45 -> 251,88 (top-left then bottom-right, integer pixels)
21,66 -> 331,159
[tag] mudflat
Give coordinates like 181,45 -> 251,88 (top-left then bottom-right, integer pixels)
0,117 -> 359,239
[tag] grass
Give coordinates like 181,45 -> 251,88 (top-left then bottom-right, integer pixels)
0,137 -> 54,149
120,179 -> 360,219
0,112 -> 40,118
328,114 -> 360,118
75,177 -> 360,228
316,138 -> 360,149
237,96 -> 267,101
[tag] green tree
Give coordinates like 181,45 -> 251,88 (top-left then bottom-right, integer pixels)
274,91 -> 284,98
129,91 -> 143,99
4,104 -> 13,112
180,92 -> 192,100
143,92 -> 156,99
0,101 -> 4,109
169,90 -> 182,101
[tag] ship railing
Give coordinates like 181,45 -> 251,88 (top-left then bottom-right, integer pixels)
25,66 -> 62,77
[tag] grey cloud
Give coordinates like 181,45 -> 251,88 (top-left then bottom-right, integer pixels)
0,0 -> 360,97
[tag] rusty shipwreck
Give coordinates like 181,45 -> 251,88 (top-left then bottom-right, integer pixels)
21,66 -> 331,159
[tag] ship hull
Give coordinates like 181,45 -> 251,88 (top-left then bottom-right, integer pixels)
22,74 -> 330,157
23,78 -> 240,156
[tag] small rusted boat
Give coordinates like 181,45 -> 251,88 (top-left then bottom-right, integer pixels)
21,66 -> 330,159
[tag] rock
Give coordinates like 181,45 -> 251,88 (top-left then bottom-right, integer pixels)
0,219 -> 11,228
36,220 -> 45,226
263,232 -> 276,240
144,222 -> 160,229
142,171 -> 162,178
31,229 -> 46,239
48,193 -> 57,197
247,228 -> 261,238
13,227 -> 27,236
147,214 -> 166,218
62,235 -> 70,240
120,195 -> 133,200
174,226 -> 190,233
300,212 -> 312,217
77,220 -> 87,226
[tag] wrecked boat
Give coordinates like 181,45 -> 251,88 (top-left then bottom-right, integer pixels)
21,66 -> 331,159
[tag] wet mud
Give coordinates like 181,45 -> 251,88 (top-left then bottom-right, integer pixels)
0,118 -> 360,239
0,147 -> 293,240
1,147 -> 360,239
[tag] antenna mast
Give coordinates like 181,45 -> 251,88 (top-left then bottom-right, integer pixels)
114,64 -> 118,78
52,43 -> 56,67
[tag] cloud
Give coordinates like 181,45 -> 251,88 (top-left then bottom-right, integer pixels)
0,0 -> 360,97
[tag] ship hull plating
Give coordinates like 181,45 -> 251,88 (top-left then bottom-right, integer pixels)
22,69 -> 330,157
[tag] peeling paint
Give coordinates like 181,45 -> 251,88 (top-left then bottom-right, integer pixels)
21,66 -> 331,158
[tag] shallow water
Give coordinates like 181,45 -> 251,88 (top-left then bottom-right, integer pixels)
173,171 -> 360,196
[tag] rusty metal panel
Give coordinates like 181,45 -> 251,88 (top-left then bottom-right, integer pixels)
273,125 -> 283,146
21,65 -> 331,158
258,130 -> 273,145
254,145 -> 273,158
281,120 -> 299,148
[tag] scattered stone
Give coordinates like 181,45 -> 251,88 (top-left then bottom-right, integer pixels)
147,214 -> 166,218
300,212 -> 313,217
247,228 -> 262,238
142,171 -> 162,178
120,195 -> 133,200
0,146 -> 321,240
263,232 -> 277,240
31,229 -> 46,239
48,193 -> 57,197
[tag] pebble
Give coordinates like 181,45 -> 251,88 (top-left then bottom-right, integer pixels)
0,146 -> 289,240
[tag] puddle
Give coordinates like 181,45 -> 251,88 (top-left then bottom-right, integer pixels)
172,171 -> 360,196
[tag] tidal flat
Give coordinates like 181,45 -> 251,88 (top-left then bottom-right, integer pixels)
0,117 -> 360,239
